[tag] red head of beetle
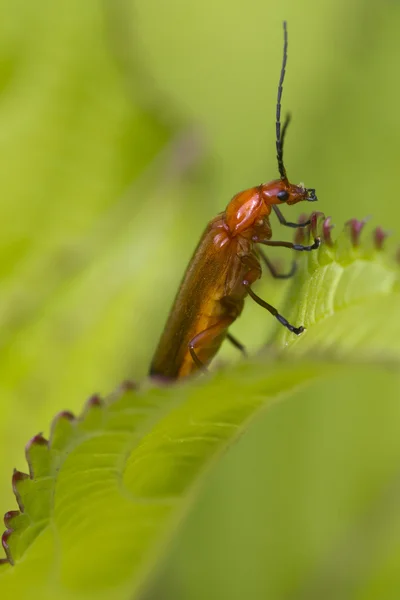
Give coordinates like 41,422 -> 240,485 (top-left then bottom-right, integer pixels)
260,178 -> 317,206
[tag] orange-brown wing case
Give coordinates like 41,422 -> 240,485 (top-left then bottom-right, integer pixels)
150,215 -> 248,379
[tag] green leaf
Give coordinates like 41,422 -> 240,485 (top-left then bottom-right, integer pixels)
0,217 -> 399,598
277,215 -> 400,362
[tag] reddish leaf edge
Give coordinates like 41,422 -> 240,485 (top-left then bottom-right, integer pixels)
0,381 -> 139,567
295,211 -> 392,253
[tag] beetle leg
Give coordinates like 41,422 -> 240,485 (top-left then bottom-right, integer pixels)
258,247 -> 296,279
188,344 -> 207,372
188,316 -> 236,371
226,332 -> 247,356
258,237 -> 320,252
272,205 -> 311,228
243,281 -> 304,335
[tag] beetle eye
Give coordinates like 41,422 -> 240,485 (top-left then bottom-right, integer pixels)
277,190 -> 289,202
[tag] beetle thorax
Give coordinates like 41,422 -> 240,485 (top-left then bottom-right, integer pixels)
224,186 -> 269,238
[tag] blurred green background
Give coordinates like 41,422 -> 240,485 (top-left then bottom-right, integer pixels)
1,0 -> 400,598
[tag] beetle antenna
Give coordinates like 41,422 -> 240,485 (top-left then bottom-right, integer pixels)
276,21 -> 290,181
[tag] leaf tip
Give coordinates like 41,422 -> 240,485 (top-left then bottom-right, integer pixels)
26,433 -> 48,451
1,529 -> 13,566
321,216 -> 334,246
118,379 -> 137,392
4,511 -> 19,528
309,211 -> 325,238
1,474 -> 30,563
345,217 -> 371,247
294,213 -> 309,244
25,434 -> 49,479
12,470 -> 29,512
53,410 -> 75,422
85,394 -> 103,408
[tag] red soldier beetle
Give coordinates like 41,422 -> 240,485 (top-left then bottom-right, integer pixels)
150,22 -> 320,379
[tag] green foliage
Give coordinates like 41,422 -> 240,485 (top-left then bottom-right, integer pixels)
278,217 -> 400,361
0,215 -> 399,598
1,1 -> 400,599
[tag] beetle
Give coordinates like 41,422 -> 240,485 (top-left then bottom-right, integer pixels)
150,21 -> 320,379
